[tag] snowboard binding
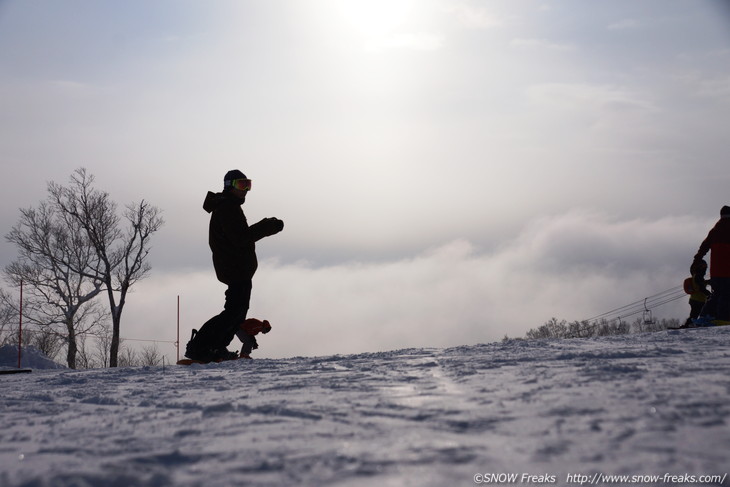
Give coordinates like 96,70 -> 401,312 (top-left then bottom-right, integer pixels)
178,319 -> 273,365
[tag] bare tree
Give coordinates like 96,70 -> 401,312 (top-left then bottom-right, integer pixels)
75,331 -> 95,369
139,343 -> 163,366
0,289 -> 18,346
92,322 -> 113,368
526,316 -> 678,340
117,344 -> 138,367
49,168 -> 163,367
4,201 -> 105,368
27,327 -> 65,362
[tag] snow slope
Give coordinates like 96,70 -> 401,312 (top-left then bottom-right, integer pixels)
1,328 -> 729,487
0,345 -> 65,371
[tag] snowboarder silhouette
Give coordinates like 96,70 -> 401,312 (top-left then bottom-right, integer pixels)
184,170 -> 283,362
693,205 -> 730,325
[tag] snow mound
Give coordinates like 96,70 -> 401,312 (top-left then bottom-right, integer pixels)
1,328 -> 729,487
0,344 -> 65,370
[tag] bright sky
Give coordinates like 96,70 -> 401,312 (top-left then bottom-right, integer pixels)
1,1 -> 729,359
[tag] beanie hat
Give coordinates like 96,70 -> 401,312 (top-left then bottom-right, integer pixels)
722,205 -> 730,218
691,259 -> 707,273
224,170 -> 247,189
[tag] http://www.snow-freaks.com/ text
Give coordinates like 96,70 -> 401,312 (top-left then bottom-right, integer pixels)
473,472 -> 728,485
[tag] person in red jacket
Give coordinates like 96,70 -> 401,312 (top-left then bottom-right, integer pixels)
185,170 -> 284,362
693,205 -> 730,322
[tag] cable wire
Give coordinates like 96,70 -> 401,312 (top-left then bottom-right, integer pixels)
582,285 -> 685,323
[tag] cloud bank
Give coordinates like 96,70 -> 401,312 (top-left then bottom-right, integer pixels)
123,210 -> 710,360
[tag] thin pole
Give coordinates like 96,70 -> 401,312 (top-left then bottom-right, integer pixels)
18,280 -> 23,369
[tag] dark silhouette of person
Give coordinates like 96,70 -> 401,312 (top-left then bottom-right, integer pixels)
683,259 -> 710,327
185,170 -> 283,361
693,205 -> 730,324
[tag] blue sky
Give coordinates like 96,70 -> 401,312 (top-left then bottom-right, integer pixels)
1,1 -> 729,359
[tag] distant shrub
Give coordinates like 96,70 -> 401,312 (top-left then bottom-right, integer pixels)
525,317 -> 680,340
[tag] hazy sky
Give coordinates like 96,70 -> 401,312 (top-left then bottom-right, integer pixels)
1,1 -> 729,359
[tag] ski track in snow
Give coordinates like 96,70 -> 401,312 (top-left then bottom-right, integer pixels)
1,328 -> 729,487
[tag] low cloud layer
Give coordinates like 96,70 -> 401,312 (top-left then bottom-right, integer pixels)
123,210 -> 712,359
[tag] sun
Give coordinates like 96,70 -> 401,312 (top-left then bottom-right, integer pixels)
335,0 -> 416,38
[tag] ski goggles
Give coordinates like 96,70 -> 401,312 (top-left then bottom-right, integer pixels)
228,178 -> 252,191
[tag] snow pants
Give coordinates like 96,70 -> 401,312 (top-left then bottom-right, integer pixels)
193,280 -> 252,351
705,277 -> 730,321
686,298 -> 705,325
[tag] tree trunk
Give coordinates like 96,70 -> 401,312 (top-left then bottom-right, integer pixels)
110,320 -> 119,367
66,322 -> 77,369
107,287 -> 121,367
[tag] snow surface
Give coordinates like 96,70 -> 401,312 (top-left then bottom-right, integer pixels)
0,345 -> 65,371
1,328 -> 729,487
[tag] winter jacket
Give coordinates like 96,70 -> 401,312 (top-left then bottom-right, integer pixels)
687,274 -> 709,303
695,216 -> 730,278
203,191 -> 283,285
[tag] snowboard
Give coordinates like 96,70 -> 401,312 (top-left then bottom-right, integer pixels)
0,368 -> 32,375
177,318 -> 271,365
667,318 -> 730,330
176,355 -> 250,366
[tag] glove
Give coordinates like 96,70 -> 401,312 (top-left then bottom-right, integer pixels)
249,217 -> 284,241
261,217 -> 284,236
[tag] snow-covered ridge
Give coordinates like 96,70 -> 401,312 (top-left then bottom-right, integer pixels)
0,344 -> 66,370
1,329 -> 729,486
